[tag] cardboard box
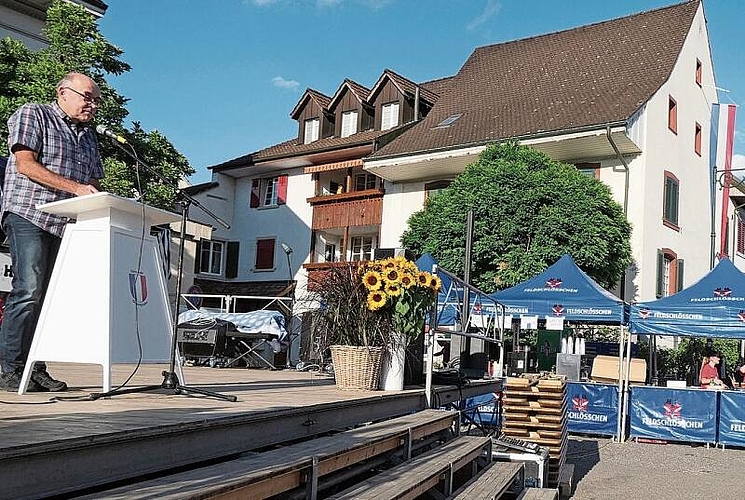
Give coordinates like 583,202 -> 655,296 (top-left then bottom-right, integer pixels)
590,355 -> 646,384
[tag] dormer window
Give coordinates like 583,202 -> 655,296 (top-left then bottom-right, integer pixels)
381,102 -> 399,130
341,111 -> 358,138
304,118 -> 320,144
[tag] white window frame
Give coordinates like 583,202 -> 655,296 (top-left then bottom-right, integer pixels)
304,118 -> 320,144
381,102 -> 399,130
662,255 -> 673,298
262,176 -> 279,206
341,111 -> 358,138
349,236 -> 375,262
199,240 -> 224,275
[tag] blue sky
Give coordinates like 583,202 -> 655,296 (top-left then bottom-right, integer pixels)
98,0 -> 744,185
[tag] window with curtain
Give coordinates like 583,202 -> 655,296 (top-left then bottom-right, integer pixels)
199,240 -> 224,275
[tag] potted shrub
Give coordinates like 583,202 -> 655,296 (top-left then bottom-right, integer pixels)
360,257 -> 441,390
310,257 -> 441,390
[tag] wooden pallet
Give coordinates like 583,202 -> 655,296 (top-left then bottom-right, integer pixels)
504,375 -> 568,489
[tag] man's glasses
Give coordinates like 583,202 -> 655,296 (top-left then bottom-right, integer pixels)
64,87 -> 101,106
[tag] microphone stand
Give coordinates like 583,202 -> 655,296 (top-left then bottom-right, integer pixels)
90,137 -> 236,402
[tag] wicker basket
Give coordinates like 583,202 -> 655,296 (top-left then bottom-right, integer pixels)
330,345 -> 384,390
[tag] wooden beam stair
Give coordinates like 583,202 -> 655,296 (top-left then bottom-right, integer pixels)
79,409 -> 457,500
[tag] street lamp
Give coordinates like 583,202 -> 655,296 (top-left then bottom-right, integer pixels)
281,242 -> 296,367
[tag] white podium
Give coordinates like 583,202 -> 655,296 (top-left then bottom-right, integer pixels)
19,192 -> 181,394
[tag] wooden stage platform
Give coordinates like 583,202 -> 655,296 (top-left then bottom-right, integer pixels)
0,362 -> 500,499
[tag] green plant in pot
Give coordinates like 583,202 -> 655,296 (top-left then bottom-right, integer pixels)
311,257 -> 441,390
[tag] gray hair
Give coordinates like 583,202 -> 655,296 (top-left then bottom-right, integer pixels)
56,72 -> 97,93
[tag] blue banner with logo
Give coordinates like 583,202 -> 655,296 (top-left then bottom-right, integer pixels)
566,382 -> 619,436
717,390 -> 745,446
629,387 -> 717,443
463,392 -> 500,427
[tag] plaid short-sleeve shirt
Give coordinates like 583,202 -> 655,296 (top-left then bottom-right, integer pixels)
3,102 -> 104,237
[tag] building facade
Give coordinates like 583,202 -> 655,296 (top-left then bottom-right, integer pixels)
365,0 -> 718,307
0,0 -> 107,49
197,1 -> 724,358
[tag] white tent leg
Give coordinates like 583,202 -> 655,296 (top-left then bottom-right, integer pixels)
616,325 -> 625,442
425,327 -> 435,408
620,327 -> 633,443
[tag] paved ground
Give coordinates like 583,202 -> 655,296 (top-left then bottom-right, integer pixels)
568,436 -> 745,499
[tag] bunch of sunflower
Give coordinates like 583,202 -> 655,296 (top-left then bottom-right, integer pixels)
358,256 -> 441,346
361,256 -> 441,311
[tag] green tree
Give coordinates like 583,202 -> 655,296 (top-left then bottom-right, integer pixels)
0,0 -> 193,209
401,142 -> 632,292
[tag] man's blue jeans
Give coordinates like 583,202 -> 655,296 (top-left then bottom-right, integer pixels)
0,213 -> 61,373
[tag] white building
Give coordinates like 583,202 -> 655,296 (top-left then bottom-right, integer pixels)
365,0 -> 718,306
0,0 -> 107,49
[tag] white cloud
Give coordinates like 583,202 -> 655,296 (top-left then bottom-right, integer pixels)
272,76 -> 300,91
733,153 -> 745,170
467,0 -> 501,31
317,0 -> 343,6
250,0 -> 279,6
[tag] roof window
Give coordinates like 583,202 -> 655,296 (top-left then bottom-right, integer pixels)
434,114 -> 462,128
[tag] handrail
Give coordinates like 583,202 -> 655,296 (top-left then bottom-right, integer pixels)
425,265 -> 506,408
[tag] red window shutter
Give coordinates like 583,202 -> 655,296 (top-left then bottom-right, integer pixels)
255,238 -> 275,270
250,179 -> 260,208
668,97 -> 677,134
738,218 -> 745,255
277,175 -> 288,205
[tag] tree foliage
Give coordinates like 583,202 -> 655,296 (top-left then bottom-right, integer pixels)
401,142 -> 632,291
0,0 -> 193,209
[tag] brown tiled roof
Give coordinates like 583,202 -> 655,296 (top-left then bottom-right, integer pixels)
371,1 -> 700,159
194,278 -> 294,299
212,128 -> 388,170
419,76 -> 453,99
369,69 -> 440,105
212,70 -> 448,171
329,79 -> 371,110
290,88 -> 331,119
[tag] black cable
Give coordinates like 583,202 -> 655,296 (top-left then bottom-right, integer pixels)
85,144 -> 147,398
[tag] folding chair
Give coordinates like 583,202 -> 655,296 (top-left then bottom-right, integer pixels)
224,332 -> 277,369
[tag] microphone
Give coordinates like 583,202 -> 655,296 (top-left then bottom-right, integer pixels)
95,124 -> 127,144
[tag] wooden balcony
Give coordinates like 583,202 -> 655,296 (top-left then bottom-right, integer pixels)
307,189 -> 384,230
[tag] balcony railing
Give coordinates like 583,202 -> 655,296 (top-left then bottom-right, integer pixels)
308,189 -> 384,230
303,261 -> 365,292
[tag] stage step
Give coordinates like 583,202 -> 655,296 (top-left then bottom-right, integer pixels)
327,435 -> 492,499
79,409 -> 458,500
449,460 -> 524,499
517,487 -> 560,500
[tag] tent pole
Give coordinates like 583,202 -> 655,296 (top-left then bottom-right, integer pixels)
616,324 -> 625,442
621,327 -> 633,443
425,265 -> 438,408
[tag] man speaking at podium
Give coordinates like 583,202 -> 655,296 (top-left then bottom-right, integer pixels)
0,72 -> 104,392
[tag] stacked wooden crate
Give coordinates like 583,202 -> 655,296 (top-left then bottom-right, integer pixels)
503,375 -> 567,488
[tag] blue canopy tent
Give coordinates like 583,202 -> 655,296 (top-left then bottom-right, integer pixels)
415,253 -> 500,327
491,254 -> 626,324
629,257 -> 745,338
491,253 -> 628,441
625,257 -> 745,444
